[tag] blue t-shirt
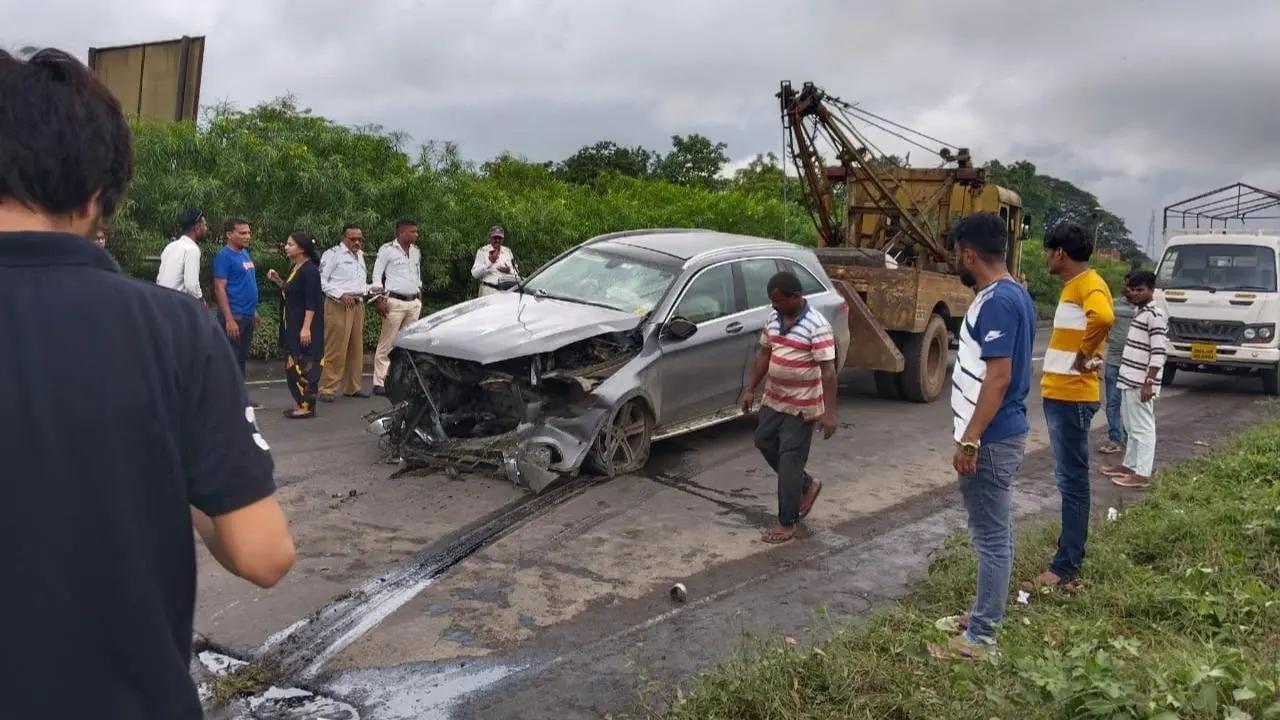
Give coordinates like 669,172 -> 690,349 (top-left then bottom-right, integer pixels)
212,246 -> 259,318
951,278 -> 1037,443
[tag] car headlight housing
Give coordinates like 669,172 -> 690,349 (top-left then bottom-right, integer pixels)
1242,324 -> 1275,343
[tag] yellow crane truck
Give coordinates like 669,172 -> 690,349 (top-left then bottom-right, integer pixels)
779,81 -> 1026,402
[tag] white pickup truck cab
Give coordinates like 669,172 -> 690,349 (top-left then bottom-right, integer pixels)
1157,230 -> 1280,394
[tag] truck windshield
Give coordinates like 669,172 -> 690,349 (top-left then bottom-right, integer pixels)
523,248 -> 677,315
1158,244 -> 1277,292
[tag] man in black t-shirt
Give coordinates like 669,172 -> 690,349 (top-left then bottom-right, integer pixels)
0,49 -> 296,718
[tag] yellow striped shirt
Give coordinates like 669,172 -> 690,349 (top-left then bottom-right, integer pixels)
1041,269 -> 1114,402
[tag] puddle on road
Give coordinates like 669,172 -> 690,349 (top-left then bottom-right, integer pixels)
324,660 -> 525,720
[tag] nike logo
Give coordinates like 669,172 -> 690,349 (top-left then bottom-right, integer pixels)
984,330 -> 1005,342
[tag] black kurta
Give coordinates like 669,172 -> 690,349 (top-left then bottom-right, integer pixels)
280,260 -> 324,358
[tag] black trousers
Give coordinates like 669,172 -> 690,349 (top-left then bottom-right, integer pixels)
218,313 -> 254,377
285,354 -> 321,413
754,406 -> 815,525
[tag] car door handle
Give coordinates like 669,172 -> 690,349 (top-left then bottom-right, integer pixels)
725,322 -> 743,335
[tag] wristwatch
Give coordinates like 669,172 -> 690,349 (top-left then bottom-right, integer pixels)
959,440 -> 980,456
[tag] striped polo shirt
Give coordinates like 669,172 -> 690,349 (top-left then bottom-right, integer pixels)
759,303 -> 837,420
1042,269 -> 1115,403
1117,303 -> 1168,393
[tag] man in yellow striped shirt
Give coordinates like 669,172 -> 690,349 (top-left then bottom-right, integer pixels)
1037,223 -> 1114,590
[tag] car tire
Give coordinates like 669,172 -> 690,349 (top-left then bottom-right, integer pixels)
1262,365 -> 1279,396
586,399 -> 653,477
1162,364 -> 1177,388
873,370 -> 901,399
899,314 -> 949,403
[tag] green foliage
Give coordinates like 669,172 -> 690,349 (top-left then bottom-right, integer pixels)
988,159 -> 1143,263
110,99 -> 813,358
654,134 -> 730,189
553,141 -> 658,185
662,419 -> 1280,720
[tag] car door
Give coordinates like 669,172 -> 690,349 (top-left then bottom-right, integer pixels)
656,262 -> 748,427
735,257 -> 785,385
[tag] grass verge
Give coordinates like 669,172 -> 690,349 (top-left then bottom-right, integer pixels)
660,421 -> 1280,719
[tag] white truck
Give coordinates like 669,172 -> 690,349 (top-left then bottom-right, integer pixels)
1158,184 -> 1280,394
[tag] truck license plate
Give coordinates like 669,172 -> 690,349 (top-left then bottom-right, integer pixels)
1190,343 -> 1218,362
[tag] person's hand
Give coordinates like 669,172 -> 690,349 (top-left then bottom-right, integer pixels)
819,413 -> 838,440
301,327 -> 312,348
342,293 -> 357,307
952,445 -> 978,476
1141,380 -> 1155,403
1073,351 -> 1101,374
267,268 -> 281,284
225,318 -> 240,340
253,313 -> 261,329
739,387 -> 756,414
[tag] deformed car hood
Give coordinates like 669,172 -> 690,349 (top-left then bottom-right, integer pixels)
396,291 -> 645,363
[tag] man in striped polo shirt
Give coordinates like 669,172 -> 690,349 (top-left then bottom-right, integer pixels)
1103,271 -> 1167,488
1037,223 -> 1114,591
741,271 -> 839,544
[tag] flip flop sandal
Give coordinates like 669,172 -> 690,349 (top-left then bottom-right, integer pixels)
761,528 -> 797,544
927,635 -> 982,661
283,409 -> 315,419
799,480 -> 824,519
934,612 -> 971,634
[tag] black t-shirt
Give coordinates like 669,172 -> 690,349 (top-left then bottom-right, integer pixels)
0,232 -> 276,718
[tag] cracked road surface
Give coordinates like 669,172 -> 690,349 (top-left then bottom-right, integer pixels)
197,346 -> 1274,719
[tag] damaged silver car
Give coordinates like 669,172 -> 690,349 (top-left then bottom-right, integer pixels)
368,229 -> 851,492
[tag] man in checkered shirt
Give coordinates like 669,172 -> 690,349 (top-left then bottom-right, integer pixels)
740,271 -> 839,544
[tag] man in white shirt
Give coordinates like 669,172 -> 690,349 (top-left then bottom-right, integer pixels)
370,219 -> 424,395
318,224 -> 370,401
156,208 -> 206,301
471,225 -> 519,297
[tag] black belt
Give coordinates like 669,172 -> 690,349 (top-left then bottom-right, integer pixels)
388,292 -> 420,301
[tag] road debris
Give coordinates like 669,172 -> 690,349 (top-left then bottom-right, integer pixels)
1107,506 -> 1119,522
670,583 -> 688,603
1016,590 -> 1031,605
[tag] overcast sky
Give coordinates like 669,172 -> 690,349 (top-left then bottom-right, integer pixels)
7,0 -> 1280,252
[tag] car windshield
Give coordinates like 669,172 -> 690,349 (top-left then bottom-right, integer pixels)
523,248 -> 677,315
1158,243 -> 1278,292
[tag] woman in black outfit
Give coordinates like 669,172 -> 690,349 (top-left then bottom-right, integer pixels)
267,231 -> 324,418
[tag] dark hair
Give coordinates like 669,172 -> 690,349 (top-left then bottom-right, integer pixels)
178,208 -> 204,233
766,271 -> 803,296
951,212 -> 1008,261
341,223 -> 362,235
395,218 -> 417,232
1044,222 -> 1093,262
1126,270 -> 1156,289
289,230 -> 320,264
0,48 -> 133,219
223,217 -> 250,234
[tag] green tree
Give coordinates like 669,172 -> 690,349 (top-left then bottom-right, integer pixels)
553,140 -> 658,185
655,134 -> 729,189
731,152 -> 805,208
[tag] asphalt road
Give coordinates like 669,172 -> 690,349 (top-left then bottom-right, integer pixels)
195,342 -> 1276,719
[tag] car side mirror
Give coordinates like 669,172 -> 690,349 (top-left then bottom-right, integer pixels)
664,317 -> 698,341
494,278 -> 520,291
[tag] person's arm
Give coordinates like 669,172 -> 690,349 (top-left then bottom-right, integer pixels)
319,250 -> 342,301
1143,309 -> 1169,401
371,246 -> 388,291
185,318 -> 294,587
185,247 -> 203,299
811,325 -> 839,438
212,253 -> 239,339
1079,286 -> 1115,359
471,247 -> 491,280
301,265 -> 322,347
741,345 -> 771,413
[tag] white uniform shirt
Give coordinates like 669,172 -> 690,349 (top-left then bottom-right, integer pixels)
372,241 -> 423,297
320,244 -> 368,301
471,245 -> 519,287
155,235 -> 202,299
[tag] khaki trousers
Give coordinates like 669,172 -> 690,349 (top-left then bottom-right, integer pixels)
373,297 -> 422,386
320,298 -> 365,395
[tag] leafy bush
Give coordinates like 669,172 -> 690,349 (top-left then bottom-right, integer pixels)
109,99 -> 815,358
1022,238 -> 1134,319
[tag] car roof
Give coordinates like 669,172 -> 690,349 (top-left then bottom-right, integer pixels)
586,229 -> 803,262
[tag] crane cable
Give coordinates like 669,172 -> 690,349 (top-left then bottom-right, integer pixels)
823,92 -> 961,153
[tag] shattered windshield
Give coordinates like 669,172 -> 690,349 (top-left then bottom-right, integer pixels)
523,248 -> 677,315
1158,244 -> 1277,292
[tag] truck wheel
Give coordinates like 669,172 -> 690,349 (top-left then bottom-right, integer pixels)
1262,366 -> 1279,396
873,371 -> 901,399
899,314 -> 949,403
1162,364 -> 1177,388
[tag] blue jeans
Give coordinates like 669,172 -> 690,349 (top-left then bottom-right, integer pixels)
1103,364 -> 1124,444
959,433 -> 1026,645
1044,399 -> 1099,580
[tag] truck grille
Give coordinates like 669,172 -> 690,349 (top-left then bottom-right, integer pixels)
1168,317 -> 1243,344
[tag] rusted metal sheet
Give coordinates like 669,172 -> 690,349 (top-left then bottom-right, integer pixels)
88,36 -> 205,122
832,281 -> 904,372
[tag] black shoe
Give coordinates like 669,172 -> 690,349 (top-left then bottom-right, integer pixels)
345,389 -> 372,399
318,393 -> 336,403
373,385 -> 386,397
